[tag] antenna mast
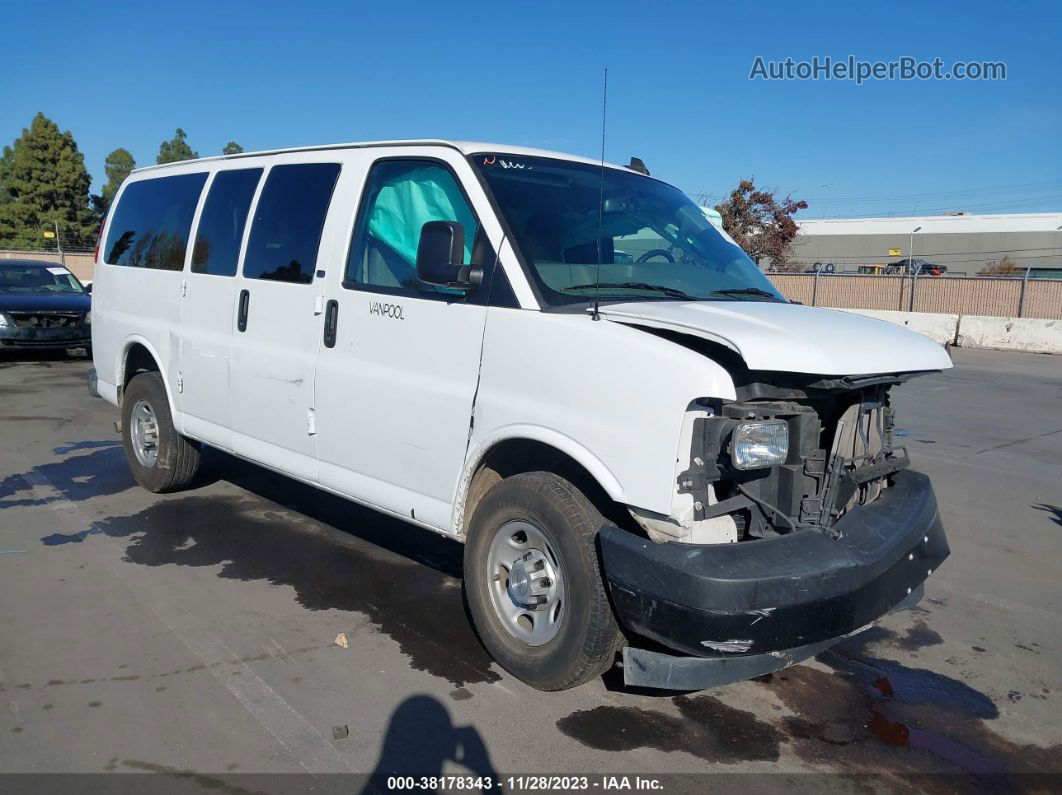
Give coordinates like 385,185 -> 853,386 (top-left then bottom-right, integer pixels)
592,67 -> 608,321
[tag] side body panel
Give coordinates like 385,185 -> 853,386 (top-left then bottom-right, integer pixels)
461,309 -> 736,526
90,172 -> 198,409
314,147 -> 506,530
177,170 -> 240,450
227,152 -> 352,482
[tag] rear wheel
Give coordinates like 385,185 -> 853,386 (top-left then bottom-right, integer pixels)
121,372 -> 200,493
464,472 -> 624,690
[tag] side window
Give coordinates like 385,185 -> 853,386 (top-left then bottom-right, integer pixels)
104,173 -> 207,270
191,169 -> 262,276
345,160 -> 479,296
243,163 -> 341,284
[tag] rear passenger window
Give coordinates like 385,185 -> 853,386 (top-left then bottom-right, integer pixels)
105,173 -> 207,269
191,169 -> 262,277
242,163 -> 341,284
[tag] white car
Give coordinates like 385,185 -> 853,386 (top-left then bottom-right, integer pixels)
89,140 -> 951,690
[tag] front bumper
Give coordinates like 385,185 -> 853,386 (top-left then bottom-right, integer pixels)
0,327 -> 90,350
600,469 -> 948,686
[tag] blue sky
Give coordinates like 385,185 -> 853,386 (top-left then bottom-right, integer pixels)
2,0 -> 1060,218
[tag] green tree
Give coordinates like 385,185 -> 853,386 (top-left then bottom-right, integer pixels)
222,141 -> 244,155
0,112 -> 98,249
91,147 -> 136,217
157,128 -> 199,164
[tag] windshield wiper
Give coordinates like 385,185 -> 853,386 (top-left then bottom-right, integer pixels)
708,287 -> 784,302
562,282 -> 699,300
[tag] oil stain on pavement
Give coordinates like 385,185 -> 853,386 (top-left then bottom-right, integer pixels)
558,626 -> 1060,782
557,696 -> 782,762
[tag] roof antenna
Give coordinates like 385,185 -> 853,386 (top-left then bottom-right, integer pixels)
592,67 -> 608,321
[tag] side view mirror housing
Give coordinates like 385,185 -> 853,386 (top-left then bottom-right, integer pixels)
83,282 -> 93,294
416,221 -> 482,291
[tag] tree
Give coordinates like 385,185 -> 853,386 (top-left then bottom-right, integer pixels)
157,128 -> 199,164
979,256 -> 1020,276
713,178 -> 807,267
222,141 -> 244,155
91,147 -> 136,217
0,112 -> 98,249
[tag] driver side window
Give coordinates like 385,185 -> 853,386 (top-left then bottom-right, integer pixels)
345,160 -> 479,297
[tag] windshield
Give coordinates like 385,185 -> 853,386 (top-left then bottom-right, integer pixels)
0,265 -> 84,294
473,154 -> 784,307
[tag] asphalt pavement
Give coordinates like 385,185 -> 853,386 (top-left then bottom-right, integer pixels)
0,347 -> 1059,791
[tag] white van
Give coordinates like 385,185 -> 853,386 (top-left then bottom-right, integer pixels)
89,140 -> 951,691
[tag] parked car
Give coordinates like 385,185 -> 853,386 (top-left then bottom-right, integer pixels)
0,259 -> 91,354
892,258 -> 946,276
88,140 -> 951,691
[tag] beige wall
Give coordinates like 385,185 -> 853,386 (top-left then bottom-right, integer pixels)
1,249 -> 96,282
768,273 -> 1062,320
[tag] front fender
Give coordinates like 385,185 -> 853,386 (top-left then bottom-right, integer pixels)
460,309 -> 737,525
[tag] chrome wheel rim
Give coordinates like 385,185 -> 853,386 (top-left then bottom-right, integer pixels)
130,399 -> 159,468
486,519 -> 566,646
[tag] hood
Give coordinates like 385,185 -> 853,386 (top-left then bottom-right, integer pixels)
0,292 -> 90,314
596,300 -> 953,376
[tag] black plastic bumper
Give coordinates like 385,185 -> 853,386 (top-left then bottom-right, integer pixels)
600,469 -> 948,660
0,330 -> 90,350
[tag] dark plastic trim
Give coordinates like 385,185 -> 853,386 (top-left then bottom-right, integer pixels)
599,470 -> 949,657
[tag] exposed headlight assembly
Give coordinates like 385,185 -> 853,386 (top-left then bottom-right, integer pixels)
731,420 -> 789,470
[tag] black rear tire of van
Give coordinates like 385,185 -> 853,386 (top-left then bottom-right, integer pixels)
121,372 -> 201,493
464,472 -> 624,691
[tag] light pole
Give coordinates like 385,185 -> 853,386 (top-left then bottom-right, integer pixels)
908,225 -> 922,311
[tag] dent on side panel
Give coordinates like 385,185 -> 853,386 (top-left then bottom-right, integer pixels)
468,309 -> 735,518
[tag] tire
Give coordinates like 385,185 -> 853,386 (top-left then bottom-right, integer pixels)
121,371 -> 200,493
464,472 -> 624,690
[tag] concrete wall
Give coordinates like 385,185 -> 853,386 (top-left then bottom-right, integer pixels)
956,316 -> 1062,355
834,307 -> 1062,355
834,308 -> 959,345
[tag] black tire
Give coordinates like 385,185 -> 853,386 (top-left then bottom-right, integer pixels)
121,371 -> 200,493
464,472 -> 624,690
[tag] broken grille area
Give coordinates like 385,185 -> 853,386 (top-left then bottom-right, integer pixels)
8,311 -> 84,329
683,382 -> 910,540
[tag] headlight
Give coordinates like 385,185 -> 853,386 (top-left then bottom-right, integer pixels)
731,420 -> 789,470
84,310 -> 91,325
0,313 -> 9,328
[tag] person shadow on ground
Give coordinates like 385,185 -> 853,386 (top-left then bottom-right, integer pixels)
362,694 -> 497,794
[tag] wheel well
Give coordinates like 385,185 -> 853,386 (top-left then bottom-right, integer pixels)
462,439 -> 634,536
122,343 -> 160,396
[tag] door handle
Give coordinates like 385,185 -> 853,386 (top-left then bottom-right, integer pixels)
323,299 -> 339,348
237,289 -> 250,332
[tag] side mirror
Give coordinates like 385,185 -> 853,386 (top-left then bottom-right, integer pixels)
416,221 -> 482,291
84,282 -> 93,294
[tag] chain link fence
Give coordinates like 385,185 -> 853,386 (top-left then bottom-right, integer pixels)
767,272 -> 1062,320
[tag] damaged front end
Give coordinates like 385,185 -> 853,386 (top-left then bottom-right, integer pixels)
600,368 -> 950,690
683,372 -> 914,542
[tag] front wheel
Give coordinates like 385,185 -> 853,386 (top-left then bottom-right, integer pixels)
463,472 -> 624,690
121,371 -> 201,493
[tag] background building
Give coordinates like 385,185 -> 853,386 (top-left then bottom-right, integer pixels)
789,212 -> 1062,276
